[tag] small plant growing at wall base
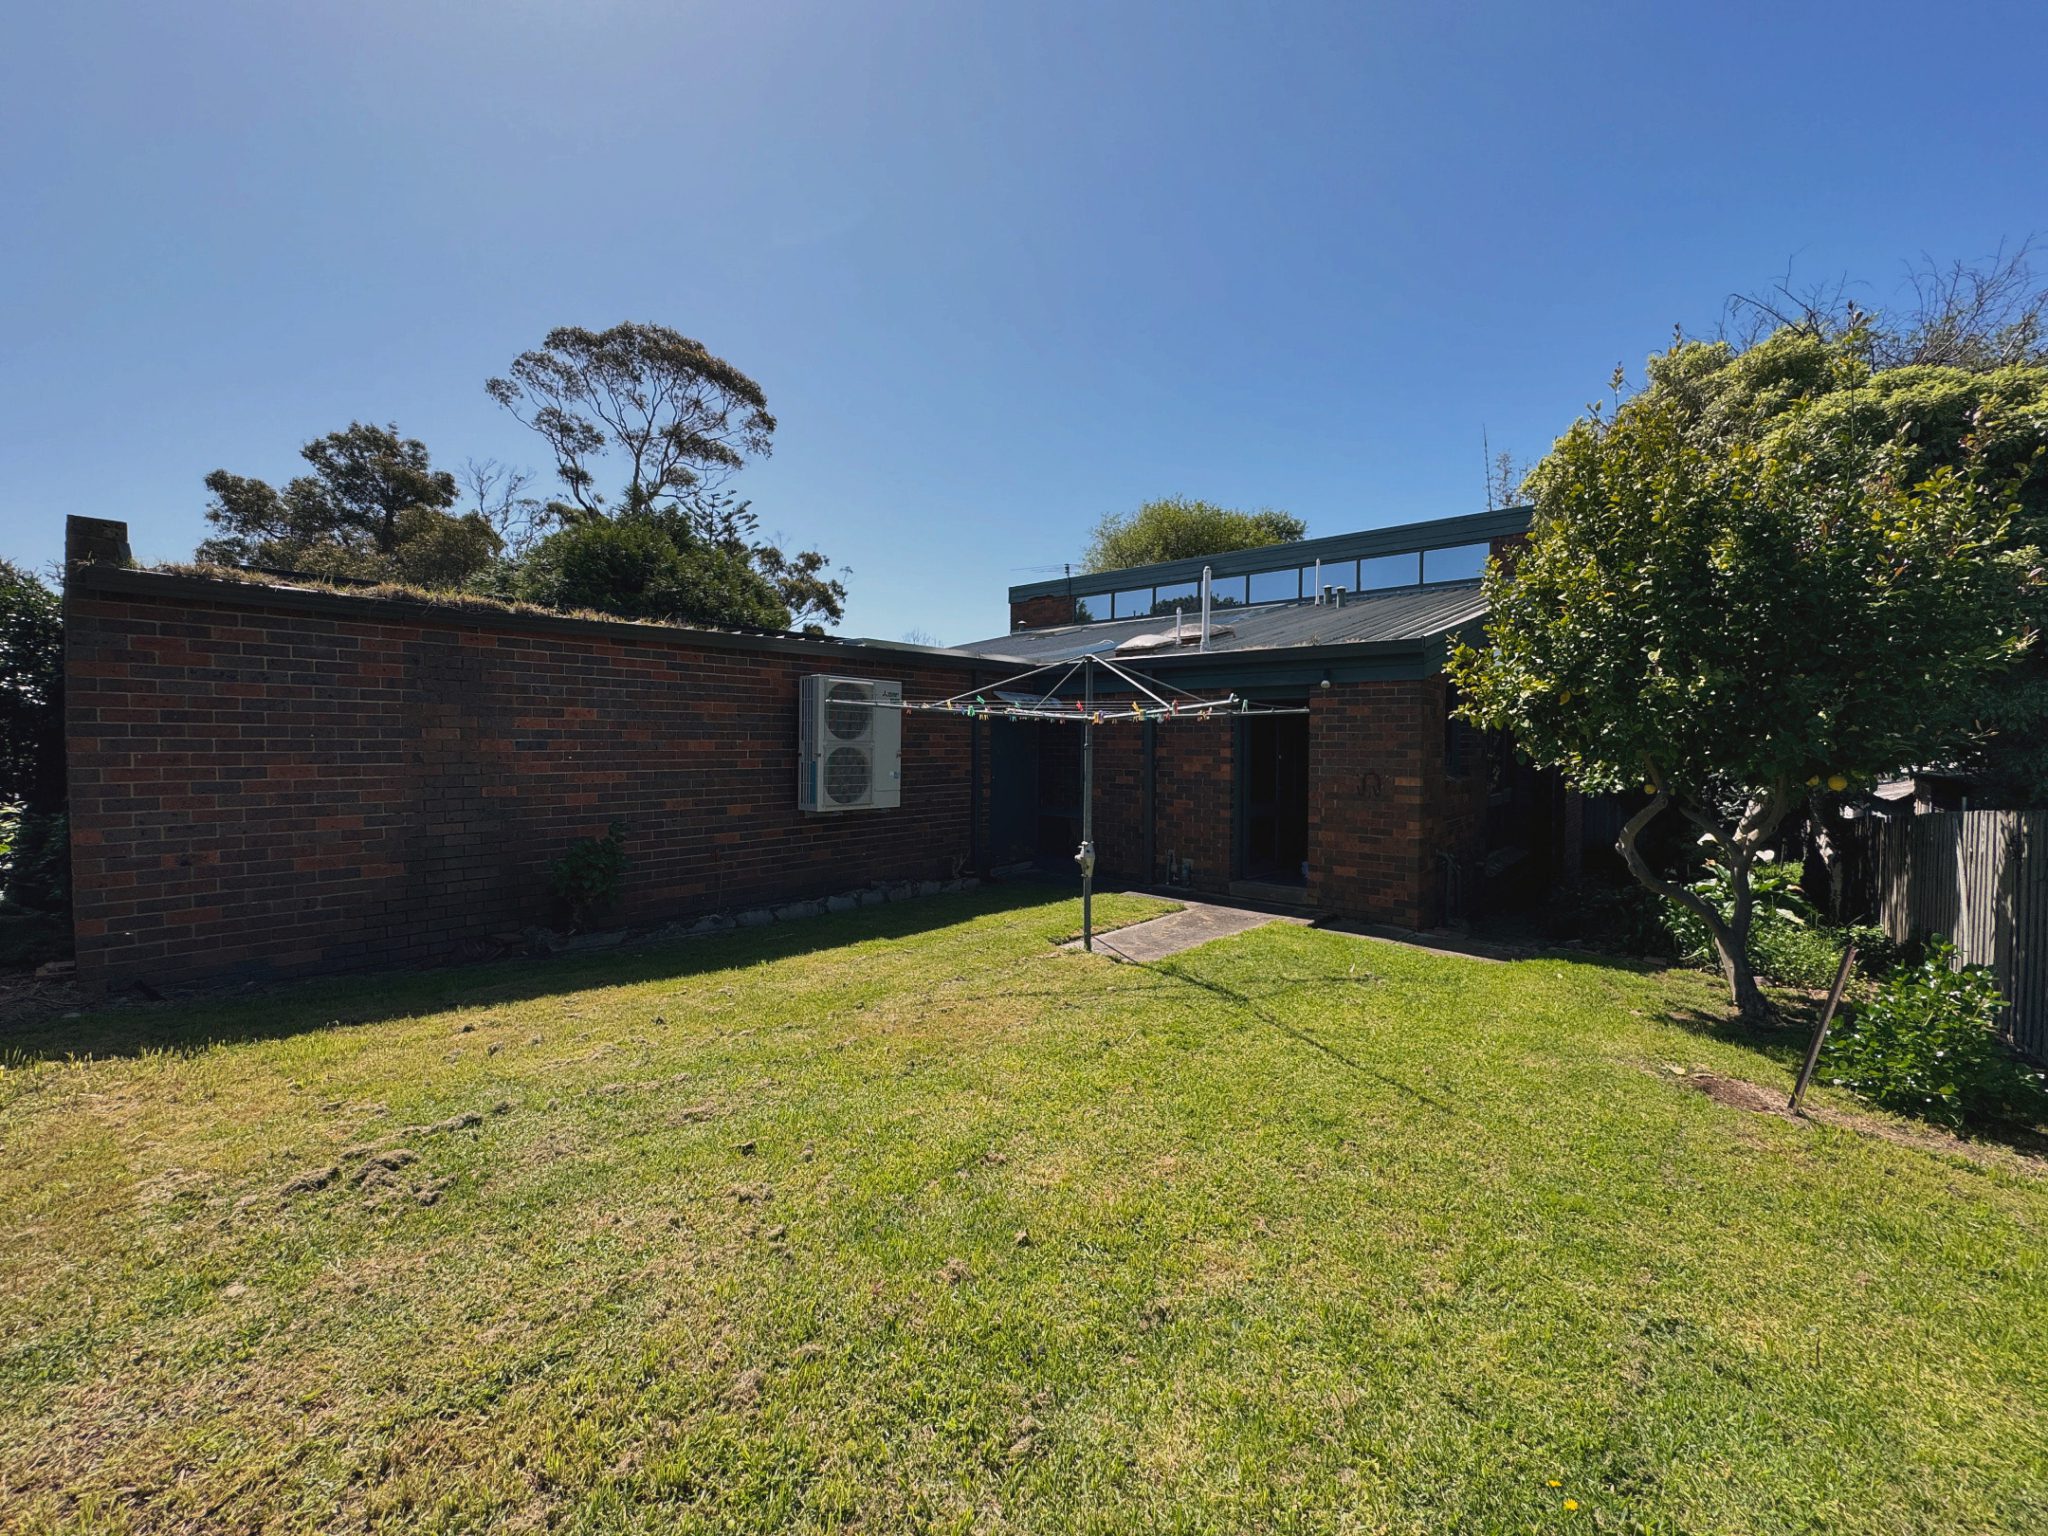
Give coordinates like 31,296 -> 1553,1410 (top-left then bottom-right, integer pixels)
548,822 -> 627,932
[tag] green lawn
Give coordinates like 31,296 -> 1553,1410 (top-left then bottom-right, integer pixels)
3,887 -> 2045,1534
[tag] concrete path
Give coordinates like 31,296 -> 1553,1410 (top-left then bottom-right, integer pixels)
1065,898 -> 1522,966
1066,898 -> 1308,962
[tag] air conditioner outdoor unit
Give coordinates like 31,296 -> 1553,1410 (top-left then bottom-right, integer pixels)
798,674 -> 902,813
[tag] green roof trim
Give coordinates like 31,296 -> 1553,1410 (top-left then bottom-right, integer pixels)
1009,506 -> 1531,604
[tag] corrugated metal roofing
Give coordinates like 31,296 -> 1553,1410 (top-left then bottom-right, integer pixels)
955,582 -> 1489,664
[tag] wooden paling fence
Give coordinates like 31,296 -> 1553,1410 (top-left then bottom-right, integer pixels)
1856,810 -> 2046,1061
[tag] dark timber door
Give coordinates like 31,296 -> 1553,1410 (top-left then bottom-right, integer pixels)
1242,709 -> 1309,883
987,720 -> 1040,866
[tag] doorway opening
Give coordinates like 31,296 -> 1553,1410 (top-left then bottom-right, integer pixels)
1240,707 -> 1309,885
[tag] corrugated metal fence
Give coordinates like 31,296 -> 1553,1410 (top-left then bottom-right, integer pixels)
1857,810 -> 2046,1061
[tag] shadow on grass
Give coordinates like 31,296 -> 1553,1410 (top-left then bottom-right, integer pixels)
0,882 -> 1103,1063
1131,956 -> 1474,1122
1654,995 -> 2048,1159
1654,1011 -> 1818,1073
1654,993 -> 1825,1072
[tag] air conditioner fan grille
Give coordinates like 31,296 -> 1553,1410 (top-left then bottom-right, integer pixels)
825,746 -> 871,805
826,682 -> 870,741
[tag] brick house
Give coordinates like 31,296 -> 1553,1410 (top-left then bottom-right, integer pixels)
60,507 -> 1549,991
953,507 -> 1538,921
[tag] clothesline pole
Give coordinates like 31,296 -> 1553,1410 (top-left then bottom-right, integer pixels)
1079,657 -> 1096,951
846,654 -> 1309,956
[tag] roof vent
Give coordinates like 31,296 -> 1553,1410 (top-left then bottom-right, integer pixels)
1115,621 -> 1238,655
1115,632 -> 1178,654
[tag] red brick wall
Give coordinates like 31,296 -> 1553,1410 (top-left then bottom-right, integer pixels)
1090,725 -> 1148,879
1307,678 -> 1479,929
1010,594 -> 1079,630
1152,718 -> 1233,891
65,572 -> 983,990
1012,682 -> 1471,923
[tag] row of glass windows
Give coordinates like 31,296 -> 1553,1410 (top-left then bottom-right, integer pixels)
1075,541 -> 1492,621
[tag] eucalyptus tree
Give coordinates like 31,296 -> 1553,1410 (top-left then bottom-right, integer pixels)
488,323 -> 843,627
486,322 -> 777,521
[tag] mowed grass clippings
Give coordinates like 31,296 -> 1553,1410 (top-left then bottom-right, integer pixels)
1,887 -> 2044,1535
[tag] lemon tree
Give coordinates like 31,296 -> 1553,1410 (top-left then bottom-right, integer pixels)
1450,347 -> 2039,1018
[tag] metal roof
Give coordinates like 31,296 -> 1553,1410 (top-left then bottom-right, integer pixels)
955,581 -> 1490,664
1007,506 -> 1530,603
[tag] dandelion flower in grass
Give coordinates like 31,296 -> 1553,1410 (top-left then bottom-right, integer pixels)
1547,1480 -> 1561,1488
1564,1499 -> 1579,1511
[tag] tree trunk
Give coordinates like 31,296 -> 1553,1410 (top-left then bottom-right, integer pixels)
1807,792 -> 1846,920
1713,860 -> 1772,1022
1615,789 -> 1776,1022
1718,941 -> 1771,1018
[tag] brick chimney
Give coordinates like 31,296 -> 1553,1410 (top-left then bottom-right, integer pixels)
1010,593 -> 1079,631
66,516 -> 132,568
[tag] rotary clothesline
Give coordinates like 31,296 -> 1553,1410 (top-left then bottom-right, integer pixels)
901,651 -> 1307,725
853,653 -> 1307,951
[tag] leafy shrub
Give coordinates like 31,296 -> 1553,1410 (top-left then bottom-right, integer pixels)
0,806 -> 71,965
548,821 -> 627,931
1822,940 -> 2048,1133
1749,920 -> 1854,990
515,518 -> 789,631
1663,853 -> 1815,947
0,808 -> 69,915
1664,852 -> 1847,985
1663,853 -> 1905,988
0,560 -> 65,813
1839,923 -> 1907,979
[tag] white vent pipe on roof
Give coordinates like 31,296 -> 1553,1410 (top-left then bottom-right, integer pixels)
1314,558 -> 1322,604
1200,566 -> 1212,651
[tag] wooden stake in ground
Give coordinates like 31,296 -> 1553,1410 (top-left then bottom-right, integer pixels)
1789,942 -> 1858,1113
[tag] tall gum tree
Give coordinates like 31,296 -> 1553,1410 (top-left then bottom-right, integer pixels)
488,323 -> 846,627
1448,351 -> 2040,1018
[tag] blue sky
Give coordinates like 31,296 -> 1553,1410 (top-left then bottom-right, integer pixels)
3,1 -> 2043,644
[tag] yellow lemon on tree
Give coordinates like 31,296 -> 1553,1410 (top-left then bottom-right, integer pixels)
1827,773 -> 1848,792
